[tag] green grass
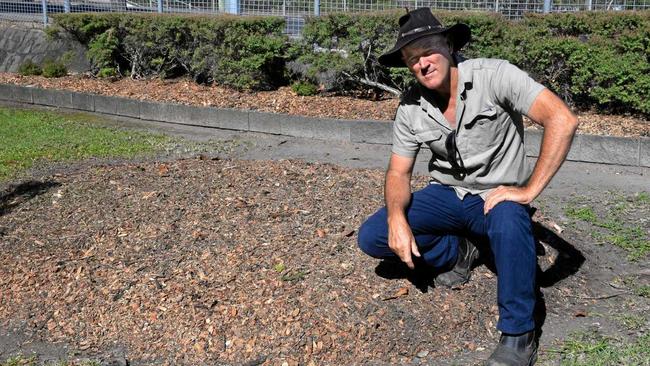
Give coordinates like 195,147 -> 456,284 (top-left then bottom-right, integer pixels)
547,331 -> 650,366
635,285 -> 650,298
1,355 -> 35,366
0,107 -> 174,181
273,262 -> 286,273
281,269 -> 307,282
614,313 -> 647,331
564,192 -> 650,261
1,354 -> 103,366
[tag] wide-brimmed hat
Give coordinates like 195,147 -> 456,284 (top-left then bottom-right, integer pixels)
378,8 -> 471,68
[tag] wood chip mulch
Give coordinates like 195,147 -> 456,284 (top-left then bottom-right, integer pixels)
1,73 -> 648,138
0,158 -> 586,365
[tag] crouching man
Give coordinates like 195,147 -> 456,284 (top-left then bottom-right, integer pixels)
357,8 -> 578,366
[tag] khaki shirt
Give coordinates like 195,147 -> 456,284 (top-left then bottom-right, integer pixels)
392,58 -> 546,200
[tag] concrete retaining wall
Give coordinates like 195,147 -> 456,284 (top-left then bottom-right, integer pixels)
1,83 -> 647,167
0,24 -> 89,73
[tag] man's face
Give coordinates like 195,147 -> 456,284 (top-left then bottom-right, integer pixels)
401,38 -> 452,91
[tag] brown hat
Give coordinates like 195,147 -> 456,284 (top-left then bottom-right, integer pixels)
378,8 -> 471,68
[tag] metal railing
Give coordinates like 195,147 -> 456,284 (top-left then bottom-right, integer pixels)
1,0 -> 648,34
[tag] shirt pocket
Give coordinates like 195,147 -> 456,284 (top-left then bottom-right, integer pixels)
464,106 -> 498,130
414,129 -> 445,156
462,106 -> 504,154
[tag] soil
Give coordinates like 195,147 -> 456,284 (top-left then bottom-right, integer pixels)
1,72 -> 648,138
0,128 -> 648,365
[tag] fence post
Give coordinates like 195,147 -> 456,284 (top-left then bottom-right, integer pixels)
543,0 -> 552,12
41,0 -> 48,26
157,0 -> 163,13
314,0 -> 320,16
64,0 -> 70,12
494,0 -> 499,12
586,0 -> 592,10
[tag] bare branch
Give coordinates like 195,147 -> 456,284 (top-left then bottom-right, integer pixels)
342,71 -> 402,96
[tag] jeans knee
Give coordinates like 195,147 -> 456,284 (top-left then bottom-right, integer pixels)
357,220 -> 376,256
487,202 -> 530,231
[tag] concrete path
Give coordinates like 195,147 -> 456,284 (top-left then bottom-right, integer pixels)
2,100 -> 647,195
86,108 -> 649,197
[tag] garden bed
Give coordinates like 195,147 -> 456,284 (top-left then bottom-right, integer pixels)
1,72 -> 648,138
1,156 -> 648,365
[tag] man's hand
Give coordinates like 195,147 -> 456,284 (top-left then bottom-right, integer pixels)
483,185 -> 534,215
384,153 -> 419,269
388,218 -> 421,269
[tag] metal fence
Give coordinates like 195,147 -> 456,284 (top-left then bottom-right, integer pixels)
1,0 -> 649,34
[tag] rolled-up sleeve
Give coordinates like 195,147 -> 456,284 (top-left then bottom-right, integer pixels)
391,106 -> 420,158
493,61 -> 546,116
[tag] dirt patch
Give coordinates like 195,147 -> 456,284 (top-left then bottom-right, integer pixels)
1,157 -> 647,365
1,73 -> 648,138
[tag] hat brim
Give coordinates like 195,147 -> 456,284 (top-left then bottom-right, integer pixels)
378,23 -> 471,68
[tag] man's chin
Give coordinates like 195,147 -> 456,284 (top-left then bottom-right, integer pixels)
419,79 -> 442,90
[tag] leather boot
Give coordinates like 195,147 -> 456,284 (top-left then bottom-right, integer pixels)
485,330 -> 538,366
434,237 -> 479,288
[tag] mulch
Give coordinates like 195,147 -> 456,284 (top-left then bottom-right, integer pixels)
0,73 -> 648,138
0,158 -> 591,365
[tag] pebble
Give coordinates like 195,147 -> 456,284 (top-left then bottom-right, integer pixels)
416,350 -> 429,358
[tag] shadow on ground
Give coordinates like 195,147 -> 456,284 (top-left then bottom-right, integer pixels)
0,180 -> 60,217
374,221 -> 585,291
373,220 -> 586,347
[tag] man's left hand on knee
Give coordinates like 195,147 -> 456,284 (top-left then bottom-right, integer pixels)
484,185 -> 534,215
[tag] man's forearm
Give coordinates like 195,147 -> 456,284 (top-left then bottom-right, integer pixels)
384,171 -> 412,224
524,115 -> 578,201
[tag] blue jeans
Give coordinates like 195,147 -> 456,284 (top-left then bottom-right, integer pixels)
357,183 -> 536,334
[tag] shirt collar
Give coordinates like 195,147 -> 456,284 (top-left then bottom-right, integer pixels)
456,55 -> 473,101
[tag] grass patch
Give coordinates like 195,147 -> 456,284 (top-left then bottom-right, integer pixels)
564,192 -> 649,261
1,355 -> 35,366
281,269 -> 308,282
634,285 -> 650,298
565,206 -> 598,223
548,331 -> 650,366
1,354 -> 101,366
0,107 -> 174,181
614,313 -> 647,331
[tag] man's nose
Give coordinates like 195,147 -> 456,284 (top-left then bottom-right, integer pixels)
419,57 -> 429,70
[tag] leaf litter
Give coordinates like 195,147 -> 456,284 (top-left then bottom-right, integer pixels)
0,157 -> 641,365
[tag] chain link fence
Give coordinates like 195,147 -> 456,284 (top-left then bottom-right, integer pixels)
1,0 -> 649,34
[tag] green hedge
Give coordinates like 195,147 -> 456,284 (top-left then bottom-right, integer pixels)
293,10 -> 650,116
48,11 -> 650,115
49,13 -> 288,90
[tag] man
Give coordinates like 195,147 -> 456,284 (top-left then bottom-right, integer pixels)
357,8 -> 578,366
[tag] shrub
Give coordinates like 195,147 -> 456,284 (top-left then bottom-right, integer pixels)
97,67 -> 118,78
505,12 -> 650,114
290,10 -> 650,116
292,81 -> 318,96
18,59 -> 42,76
41,59 -> 67,78
289,11 -> 405,95
87,27 -> 122,75
50,11 -> 650,115
51,13 -> 288,90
